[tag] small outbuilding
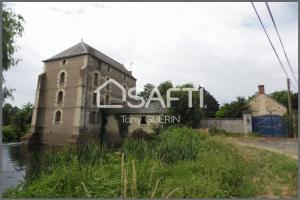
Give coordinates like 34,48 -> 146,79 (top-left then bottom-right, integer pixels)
249,85 -> 287,117
249,85 -> 288,137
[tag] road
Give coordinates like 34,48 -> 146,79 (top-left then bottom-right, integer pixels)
227,137 -> 298,159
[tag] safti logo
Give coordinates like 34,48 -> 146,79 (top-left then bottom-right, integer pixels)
94,79 -> 204,109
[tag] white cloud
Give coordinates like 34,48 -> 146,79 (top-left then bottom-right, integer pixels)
4,2 -> 298,106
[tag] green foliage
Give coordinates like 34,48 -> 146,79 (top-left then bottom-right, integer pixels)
123,139 -> 155,160
138,83 -> 156,101
2,6 -> 25,102
3,128 -> 298,198
202,88 -> 219,118
270,90 -> 298,111
3,125 -> 18,142
167,83 -> 204,128
215,97 -> 249,118
12,103 -> 33,137
157,80 -> 173,97
156,127 -> 206,163
2,6 -> 24,71
2,103 -> 19,125
2,103 -> 33,142
270,90 -> 289,108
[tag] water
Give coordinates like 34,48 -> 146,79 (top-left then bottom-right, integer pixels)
1,143 -> 27,193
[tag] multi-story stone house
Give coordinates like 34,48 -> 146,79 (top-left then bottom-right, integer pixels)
30,42 -> 137,145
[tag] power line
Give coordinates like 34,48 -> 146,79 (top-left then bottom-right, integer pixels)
251,2 -> 297,90
265,2 -> 298,86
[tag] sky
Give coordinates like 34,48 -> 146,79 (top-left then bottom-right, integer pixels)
4,2 -> 298,107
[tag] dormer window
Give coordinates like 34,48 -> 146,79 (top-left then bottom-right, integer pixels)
123,74 -> 126,80
62,59 -> 67,66
107,66 -> 111,72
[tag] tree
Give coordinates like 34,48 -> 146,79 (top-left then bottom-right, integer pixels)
2,6 -> 24,102
158,80 -> 173,97
215,97 -> 249,118
201,87 -> 219,118
12,103 -> 33,138
270,90 -> 288,108
138,83 -> 155,101
167,83 -> 204,128
270,90 -> 298,111
2,103 -> 19,125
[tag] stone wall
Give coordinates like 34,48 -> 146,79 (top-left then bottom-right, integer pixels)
199,114 -> 252,134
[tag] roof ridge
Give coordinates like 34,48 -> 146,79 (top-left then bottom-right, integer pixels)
81,41 -> 88,53
43,42 -> 136,79
81,42 -> 126,67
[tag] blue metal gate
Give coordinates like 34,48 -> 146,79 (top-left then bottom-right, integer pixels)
252,115 -> 287,137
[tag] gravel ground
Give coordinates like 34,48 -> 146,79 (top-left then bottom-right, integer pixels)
227,136 -> 298,159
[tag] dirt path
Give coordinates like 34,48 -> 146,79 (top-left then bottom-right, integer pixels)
226,137 -> 298,159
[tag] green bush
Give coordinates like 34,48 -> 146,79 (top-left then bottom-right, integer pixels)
3,125 -> 18,142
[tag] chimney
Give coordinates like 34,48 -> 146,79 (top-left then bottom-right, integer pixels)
258,85 -> 265,95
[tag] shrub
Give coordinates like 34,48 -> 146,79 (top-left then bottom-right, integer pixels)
130,128 -> 153,141
3,125 -> 18,142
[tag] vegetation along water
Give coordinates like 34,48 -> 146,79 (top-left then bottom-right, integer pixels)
3,127 -> 297,198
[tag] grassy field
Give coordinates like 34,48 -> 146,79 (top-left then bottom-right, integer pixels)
3,127 -> 297,198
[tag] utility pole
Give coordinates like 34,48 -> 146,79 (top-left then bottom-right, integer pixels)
287,78 -> 292,114
287,78 -> 296,138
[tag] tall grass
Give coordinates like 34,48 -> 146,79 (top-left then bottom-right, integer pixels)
3,127 -> 298,198
26,143 -> 110,180
156,127 -> 206,163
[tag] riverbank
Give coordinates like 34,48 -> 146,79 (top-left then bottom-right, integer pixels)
3,127 -> 298,198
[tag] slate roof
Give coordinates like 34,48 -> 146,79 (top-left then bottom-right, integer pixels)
102,102 -> 167,114
43,42 -> 135,78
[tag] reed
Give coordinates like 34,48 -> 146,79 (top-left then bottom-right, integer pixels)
148,163 -> 156,188
124,169 -> 128,198
131,159 -> 137,197
150,177 -> 161,198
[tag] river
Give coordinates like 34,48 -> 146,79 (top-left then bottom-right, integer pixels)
1,143 -> 27,193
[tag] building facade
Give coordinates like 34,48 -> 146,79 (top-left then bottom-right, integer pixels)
30,42 -> 137,145
249,85 -> 287,117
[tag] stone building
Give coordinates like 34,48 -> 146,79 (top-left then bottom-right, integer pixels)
30,42 -> 139,145
249,85 -> 287,117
